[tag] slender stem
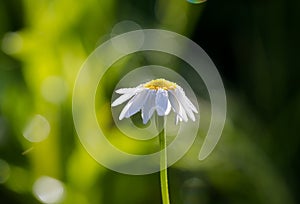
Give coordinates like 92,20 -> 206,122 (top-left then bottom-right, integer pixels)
158,116 -> 170,204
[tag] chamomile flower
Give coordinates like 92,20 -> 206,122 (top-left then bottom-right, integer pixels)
112,78 -> 198,124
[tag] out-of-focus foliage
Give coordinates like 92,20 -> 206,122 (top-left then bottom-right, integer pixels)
0,0 -> 299,204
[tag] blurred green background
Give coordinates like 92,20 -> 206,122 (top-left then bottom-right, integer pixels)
0,0 -> 299,203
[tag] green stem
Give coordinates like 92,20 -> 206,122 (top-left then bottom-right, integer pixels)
158,116 -> 170,204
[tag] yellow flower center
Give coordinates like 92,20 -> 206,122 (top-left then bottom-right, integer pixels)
143,78 -> 177,90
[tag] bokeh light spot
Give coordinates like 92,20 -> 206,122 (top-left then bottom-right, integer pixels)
33,176 -> 65,204
1,32 -> 23,54
111,20 -> 142,36
181,177 -> 208,204
111,20 -> 144,53
23,114 -> 51,143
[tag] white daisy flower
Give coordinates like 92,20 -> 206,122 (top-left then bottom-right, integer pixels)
112,78 -> 198,124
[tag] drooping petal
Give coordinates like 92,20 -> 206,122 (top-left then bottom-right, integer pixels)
125,90 -> 149,118
175,114 -> 183,125
165,100 -> 172,115
115,85 -> 144,94
173,88 -> 196,121
178,105 -> 188,122
115,88 -> 137,94
141,90 -> 156,124
169,90 -> 188,122
178,87 -> 198,113
112,92 -> 136,107
112,87 -> 144,107
155,89 -> 169,116
175,115 -> 179,125
119,98 -> 135,120
168,91 -> 180,112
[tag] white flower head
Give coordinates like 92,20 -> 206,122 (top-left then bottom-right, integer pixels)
112,78 -> 198,124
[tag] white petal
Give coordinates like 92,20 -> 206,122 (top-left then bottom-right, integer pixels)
119,98 -> 134,120
172,88 -> 196,121
175,114 -> 184,125
168,91 -> 180,112
178,105 -> 188,122
112,91 -> 136,107
169,90 -> 188,122
178,86 -> 198,113
115,88 -> 137,94
112,86 -> 145,107
141,90 -> 156,124
165,99 -> 171,115
118,88 -> 146,120
155,89 -> 169,116
125,90 -> 149,118
175,115 -> 179,125
115,85 -> 144,94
